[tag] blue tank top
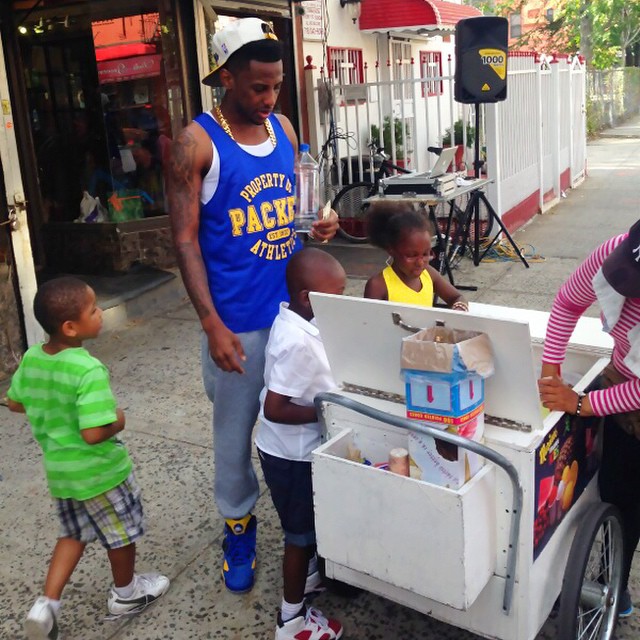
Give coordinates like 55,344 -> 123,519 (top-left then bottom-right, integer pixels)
195,113 -> 300,333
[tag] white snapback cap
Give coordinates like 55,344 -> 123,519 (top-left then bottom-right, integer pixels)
202,18 -> 279,86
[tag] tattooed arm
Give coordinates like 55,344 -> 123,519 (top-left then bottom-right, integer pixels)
167,123 -> 246,373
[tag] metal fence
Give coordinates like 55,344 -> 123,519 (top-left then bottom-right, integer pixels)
305,54 -> 472,198
586,67 -> 640,135
304,51 -> 587,227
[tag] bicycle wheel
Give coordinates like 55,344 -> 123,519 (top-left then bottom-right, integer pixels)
447,201 -> 471,269
557,502 -> 623,640
449,193 -> 492,268
332,181 -> 375,243
465,195 -> 491,244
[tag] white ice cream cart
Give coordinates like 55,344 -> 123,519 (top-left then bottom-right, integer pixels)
310,294 -> 622,640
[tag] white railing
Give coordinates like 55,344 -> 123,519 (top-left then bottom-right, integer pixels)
305,55 -> 472,187
486,53 -> 586,221
304,51 -> 587,230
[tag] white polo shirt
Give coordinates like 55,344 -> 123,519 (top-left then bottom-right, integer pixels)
255,302 -> 336,462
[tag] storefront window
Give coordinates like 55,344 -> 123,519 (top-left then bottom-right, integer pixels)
92,13 -> 173,219
15,0 -> 185,224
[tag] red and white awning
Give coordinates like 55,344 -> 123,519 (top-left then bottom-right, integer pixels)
359,0 -> 482,34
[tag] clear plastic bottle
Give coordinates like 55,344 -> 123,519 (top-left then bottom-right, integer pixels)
294,143 -> 319,233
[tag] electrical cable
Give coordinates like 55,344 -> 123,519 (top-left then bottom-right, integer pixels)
475,238 -> 546,263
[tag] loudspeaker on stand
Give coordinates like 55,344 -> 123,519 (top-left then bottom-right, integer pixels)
454,16 -> 508,104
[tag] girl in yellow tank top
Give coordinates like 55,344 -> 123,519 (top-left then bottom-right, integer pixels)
363,202 -> 468,310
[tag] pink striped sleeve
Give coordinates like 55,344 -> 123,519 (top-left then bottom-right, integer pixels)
590,300 -> 640,415
590,378 -> 640,416
542,236 -> 624,365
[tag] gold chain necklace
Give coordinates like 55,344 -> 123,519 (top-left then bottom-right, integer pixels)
215,106 -> 276,148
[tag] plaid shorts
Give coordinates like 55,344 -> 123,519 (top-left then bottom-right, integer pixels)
55,473 -> 145,550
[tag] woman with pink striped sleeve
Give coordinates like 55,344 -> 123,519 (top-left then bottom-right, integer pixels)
539,219 -> 640,618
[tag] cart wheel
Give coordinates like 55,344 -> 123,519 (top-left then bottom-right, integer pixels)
557,502 -> 623,640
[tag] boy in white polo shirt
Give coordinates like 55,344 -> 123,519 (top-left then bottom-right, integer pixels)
255,248 -> 346,640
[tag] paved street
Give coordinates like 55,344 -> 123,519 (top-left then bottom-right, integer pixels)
2,115 -> 640,639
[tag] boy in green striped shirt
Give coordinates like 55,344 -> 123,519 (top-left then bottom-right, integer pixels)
7,277 -> 169,640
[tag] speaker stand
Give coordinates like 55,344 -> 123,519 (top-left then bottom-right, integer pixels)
465,105 -> 529,269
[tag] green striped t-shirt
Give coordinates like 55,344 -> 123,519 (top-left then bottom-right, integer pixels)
8,344 -> 132,500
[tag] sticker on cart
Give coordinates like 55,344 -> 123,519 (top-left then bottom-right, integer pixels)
533,410 -> 600,560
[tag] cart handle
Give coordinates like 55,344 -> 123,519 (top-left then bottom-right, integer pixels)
314,391 -> 523,614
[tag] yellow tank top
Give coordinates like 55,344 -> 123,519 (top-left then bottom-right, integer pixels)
382,265 -> 434,306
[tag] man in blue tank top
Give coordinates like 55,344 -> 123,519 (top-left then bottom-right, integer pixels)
167,17 -> 338,602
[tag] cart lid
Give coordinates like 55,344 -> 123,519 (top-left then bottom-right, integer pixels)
311,294 -> 543,430
472,302 -> 613,353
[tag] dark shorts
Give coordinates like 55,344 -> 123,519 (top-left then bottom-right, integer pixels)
258,448 -> 316,547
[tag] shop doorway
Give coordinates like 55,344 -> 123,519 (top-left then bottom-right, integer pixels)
7,0 -> 188,277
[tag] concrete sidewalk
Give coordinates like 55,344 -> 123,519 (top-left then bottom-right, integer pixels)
2,116 -> 640,640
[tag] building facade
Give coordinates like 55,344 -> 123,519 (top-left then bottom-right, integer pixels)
4,1 -> 578,383
506,0 -> 561,52
0,0 -> 297,378
296,0 -> 481,172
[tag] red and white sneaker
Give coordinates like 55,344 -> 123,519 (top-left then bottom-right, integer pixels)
276,605 -> 343,640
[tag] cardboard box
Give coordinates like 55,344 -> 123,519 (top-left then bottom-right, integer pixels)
404,370 -> 484,423
401,327 -> 493,488
401,326 -> 494,423
401,326 -> 494,377
408,413 -> 485,489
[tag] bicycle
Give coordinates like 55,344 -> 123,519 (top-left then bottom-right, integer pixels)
316,125 -> 358,206
434,180 -> 491,278
331,141 -> 412,243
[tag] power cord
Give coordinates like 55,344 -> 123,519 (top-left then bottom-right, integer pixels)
477,238 -> 546,263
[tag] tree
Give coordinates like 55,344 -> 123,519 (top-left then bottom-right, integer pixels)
494,0 -> 640,68
493,0 -> 572,54
617,1 -> 640,63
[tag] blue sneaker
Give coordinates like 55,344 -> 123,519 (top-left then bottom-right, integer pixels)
222,514 -> 257,593
619,589 -> 633,618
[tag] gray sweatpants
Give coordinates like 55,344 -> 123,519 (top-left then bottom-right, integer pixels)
200,329 -> 270,520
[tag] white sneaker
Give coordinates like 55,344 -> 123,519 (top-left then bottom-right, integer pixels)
276,605 -> 343,640
107,573 -> 170,618
303,570 -> 326,599
24,597 -> 59,640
